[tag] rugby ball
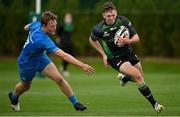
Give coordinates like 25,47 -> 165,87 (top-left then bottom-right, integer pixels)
114,26 -> 129,47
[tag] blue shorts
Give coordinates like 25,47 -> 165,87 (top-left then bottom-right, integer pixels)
18,55 -> 51,83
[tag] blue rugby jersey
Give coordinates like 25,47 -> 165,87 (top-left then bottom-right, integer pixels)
18,21 -> 59,68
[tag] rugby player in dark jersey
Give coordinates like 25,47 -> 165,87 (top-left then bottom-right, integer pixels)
89,1 -> 164,113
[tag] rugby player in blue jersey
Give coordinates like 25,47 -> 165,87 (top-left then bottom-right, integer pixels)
8,11 -> 95,112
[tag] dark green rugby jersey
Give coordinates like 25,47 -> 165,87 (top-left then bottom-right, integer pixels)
90,16 -> 137,59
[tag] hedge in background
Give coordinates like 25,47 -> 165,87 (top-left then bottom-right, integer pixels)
0,0 -> 179,57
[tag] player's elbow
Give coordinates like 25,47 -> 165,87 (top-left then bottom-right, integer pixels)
24,24 -> 30,31
58,51 -> 70,62
24,26 -> 28,31
133,34 -> 140,42
89,37 -> 96,44
136,36 -> 140,42
53,49 -> 67,60
89,37 -> 93,42
61,53 -> 68,60
136,37 -> 140,42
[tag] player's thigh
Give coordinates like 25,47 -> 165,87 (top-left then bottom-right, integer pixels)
42,62 -> 63,81
119,62 -> 142,79
133,62 -> 144,76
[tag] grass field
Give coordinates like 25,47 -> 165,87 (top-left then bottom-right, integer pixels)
0,57 -> 180,116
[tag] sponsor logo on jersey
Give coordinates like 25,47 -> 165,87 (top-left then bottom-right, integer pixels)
103,31 -> 110,37
117,60 -> 122,66
110,27 -> 117,31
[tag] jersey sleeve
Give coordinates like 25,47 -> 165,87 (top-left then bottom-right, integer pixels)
90,26 -> 103,41
29,21 -> 41,32
120,16 -> 137,38
40,36 -> 60,54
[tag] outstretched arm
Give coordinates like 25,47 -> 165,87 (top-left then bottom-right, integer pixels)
89,37 -> 108,69
53,49 -> 95,75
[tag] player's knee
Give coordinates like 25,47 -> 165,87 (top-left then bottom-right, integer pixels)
24,84 -> 31,91
55,77 -> 64,85
25,86 -> 30,91
132,71 -> 143,81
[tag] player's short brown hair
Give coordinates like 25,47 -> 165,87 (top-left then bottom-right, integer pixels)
103,1 -> 116,13
41,11 -> 58,26
102,1 -> 116,13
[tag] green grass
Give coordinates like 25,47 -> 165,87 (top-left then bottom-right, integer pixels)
0,58 -> 180,116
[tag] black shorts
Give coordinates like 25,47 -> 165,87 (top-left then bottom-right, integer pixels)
107,51 -> 139,71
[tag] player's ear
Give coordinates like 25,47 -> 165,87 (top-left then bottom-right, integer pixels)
102,13 -> 105,19
41,23 -> 44,27
115,10 -> 117,16
42,23 -> 48,28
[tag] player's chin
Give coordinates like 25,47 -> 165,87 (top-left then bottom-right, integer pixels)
50,31 -> 56,35
108,20 -> 115,25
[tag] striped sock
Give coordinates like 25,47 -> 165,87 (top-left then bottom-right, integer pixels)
138,83 -> 156,107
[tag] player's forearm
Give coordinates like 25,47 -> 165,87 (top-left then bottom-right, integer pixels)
89,38 -> 106,57
54,50 -> 84,69
62,54 -> 84,68
129,34 -> 139,44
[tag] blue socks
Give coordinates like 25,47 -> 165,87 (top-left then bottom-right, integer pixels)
68,95 -> 78,105
11,92 -> 19,101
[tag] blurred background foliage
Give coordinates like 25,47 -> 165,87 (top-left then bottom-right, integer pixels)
0,0 -> 179,57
